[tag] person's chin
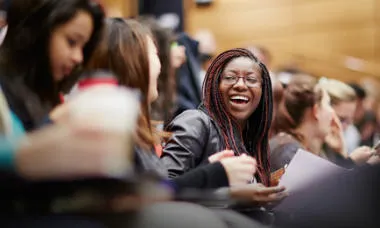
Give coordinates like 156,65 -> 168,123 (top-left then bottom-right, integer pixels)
230,112 -> 249,123
148,93 -> 158,104
53,73 -> 65,82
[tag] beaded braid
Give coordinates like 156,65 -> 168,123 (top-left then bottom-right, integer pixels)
200,48 -> 273,186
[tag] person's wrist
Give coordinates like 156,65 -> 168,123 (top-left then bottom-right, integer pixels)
12,137 -> 32,176
0,137 -> 18,170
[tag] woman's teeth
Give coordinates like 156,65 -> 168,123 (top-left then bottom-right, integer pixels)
230,95 -> 249,103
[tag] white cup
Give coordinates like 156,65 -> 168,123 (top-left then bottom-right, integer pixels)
67,84 -> 140,178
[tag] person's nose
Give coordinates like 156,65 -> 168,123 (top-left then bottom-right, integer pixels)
233,77 -> 248,90
72,47 -> 83,65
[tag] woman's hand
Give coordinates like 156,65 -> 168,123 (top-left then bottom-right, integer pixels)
50,102 -> 70,123
325,111 -> 347,158
349,146 -> 373,165
208,150 -> 234,163
15,122 -> 131,180
230,183 -> 287,206
366,153 -> 380,165
21,86 -> 139,180
220,154 -> 257,186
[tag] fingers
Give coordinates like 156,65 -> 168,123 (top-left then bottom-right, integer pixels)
251,185 -> 288,204
221,156 -> 257,186
350,146 -> 375,164
329,111 -> 342,133
258,191 -> 289,203
254,185 -> 286,195
231,163 -> 256,184
236,167 -> 256,180
208,150 -> 234,163
230,184 -> 288,204
238,154 -> 257,166
221,150 -> 234,156
234,157 -> 257,177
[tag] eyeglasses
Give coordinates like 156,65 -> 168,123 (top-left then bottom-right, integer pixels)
221,75 -> 261,88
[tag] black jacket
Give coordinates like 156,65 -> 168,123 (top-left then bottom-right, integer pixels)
269,133 -> 356,172
0,68 -> 53,132
174,33 -> 202,117
135,146 -> 229,191
269,133 -> 302,172
161,109 -> 226,178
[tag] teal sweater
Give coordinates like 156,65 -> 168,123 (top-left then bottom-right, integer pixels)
0,112 -> 25,169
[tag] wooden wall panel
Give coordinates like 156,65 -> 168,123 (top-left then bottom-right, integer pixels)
293,27 -> 376,60
185,0 -> 380,82
292,0 -> 375,32
102,0 -> 137,18
374,0 -> 380,62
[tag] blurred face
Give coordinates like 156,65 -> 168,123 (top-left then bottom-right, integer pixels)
354,99 -> 365,123
332,101 -> 357,131
147,36 -> 161,103
170,44 -> 186,69
219,57 -> 262,125
49,10 -> 93,82
315,89 -> 334,138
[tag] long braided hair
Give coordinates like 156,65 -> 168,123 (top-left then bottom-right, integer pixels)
200,48 -> 273,186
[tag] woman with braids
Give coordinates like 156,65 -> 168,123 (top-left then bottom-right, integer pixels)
161,48 -> 277,189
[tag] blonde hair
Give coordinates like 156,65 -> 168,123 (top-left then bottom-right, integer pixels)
319,78 -> 357,105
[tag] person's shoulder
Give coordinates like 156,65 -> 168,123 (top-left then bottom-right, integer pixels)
270,133 -> 301,154
173,109 -> 210,122
166,109 -> 211,131
270,132 -> 299,145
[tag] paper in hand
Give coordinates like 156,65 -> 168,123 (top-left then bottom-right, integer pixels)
274,149 -> 349,211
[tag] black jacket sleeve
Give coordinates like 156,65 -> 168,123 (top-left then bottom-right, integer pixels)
171,162 -> 229,191
161,110 -> 210,178
270,142 -> 301,172
323,145 -> 357,169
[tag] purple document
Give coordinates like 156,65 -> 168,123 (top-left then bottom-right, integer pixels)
274,149 -> 350,212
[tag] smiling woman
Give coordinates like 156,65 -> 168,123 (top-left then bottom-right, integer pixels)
218,57 -> 263,128
49,10 -> 94,81
161,48 -> 273,186
0,0 -> 104,131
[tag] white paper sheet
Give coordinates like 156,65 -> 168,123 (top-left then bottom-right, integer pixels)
274,149 -> 350,211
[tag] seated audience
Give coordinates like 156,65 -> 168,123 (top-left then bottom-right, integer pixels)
320,78 -> 373,166
76,17 -> 276,227
270,75 -> 375,172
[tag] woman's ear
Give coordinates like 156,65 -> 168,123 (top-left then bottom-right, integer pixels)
312,104 -> 320,121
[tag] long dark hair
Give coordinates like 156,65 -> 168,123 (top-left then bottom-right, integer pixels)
85,18 -> 155,149
138,16 -> 176,127
201,48 -> 273,186
0,0 -> 104,105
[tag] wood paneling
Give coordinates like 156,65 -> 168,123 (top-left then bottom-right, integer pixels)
292,0 -> 375,32
185,0 -> 380,82
102,0 -> 137,18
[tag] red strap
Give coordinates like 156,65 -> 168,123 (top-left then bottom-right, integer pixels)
59,93 -> 65,103
78,78 -> 118,90
154,144 -> 163,157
